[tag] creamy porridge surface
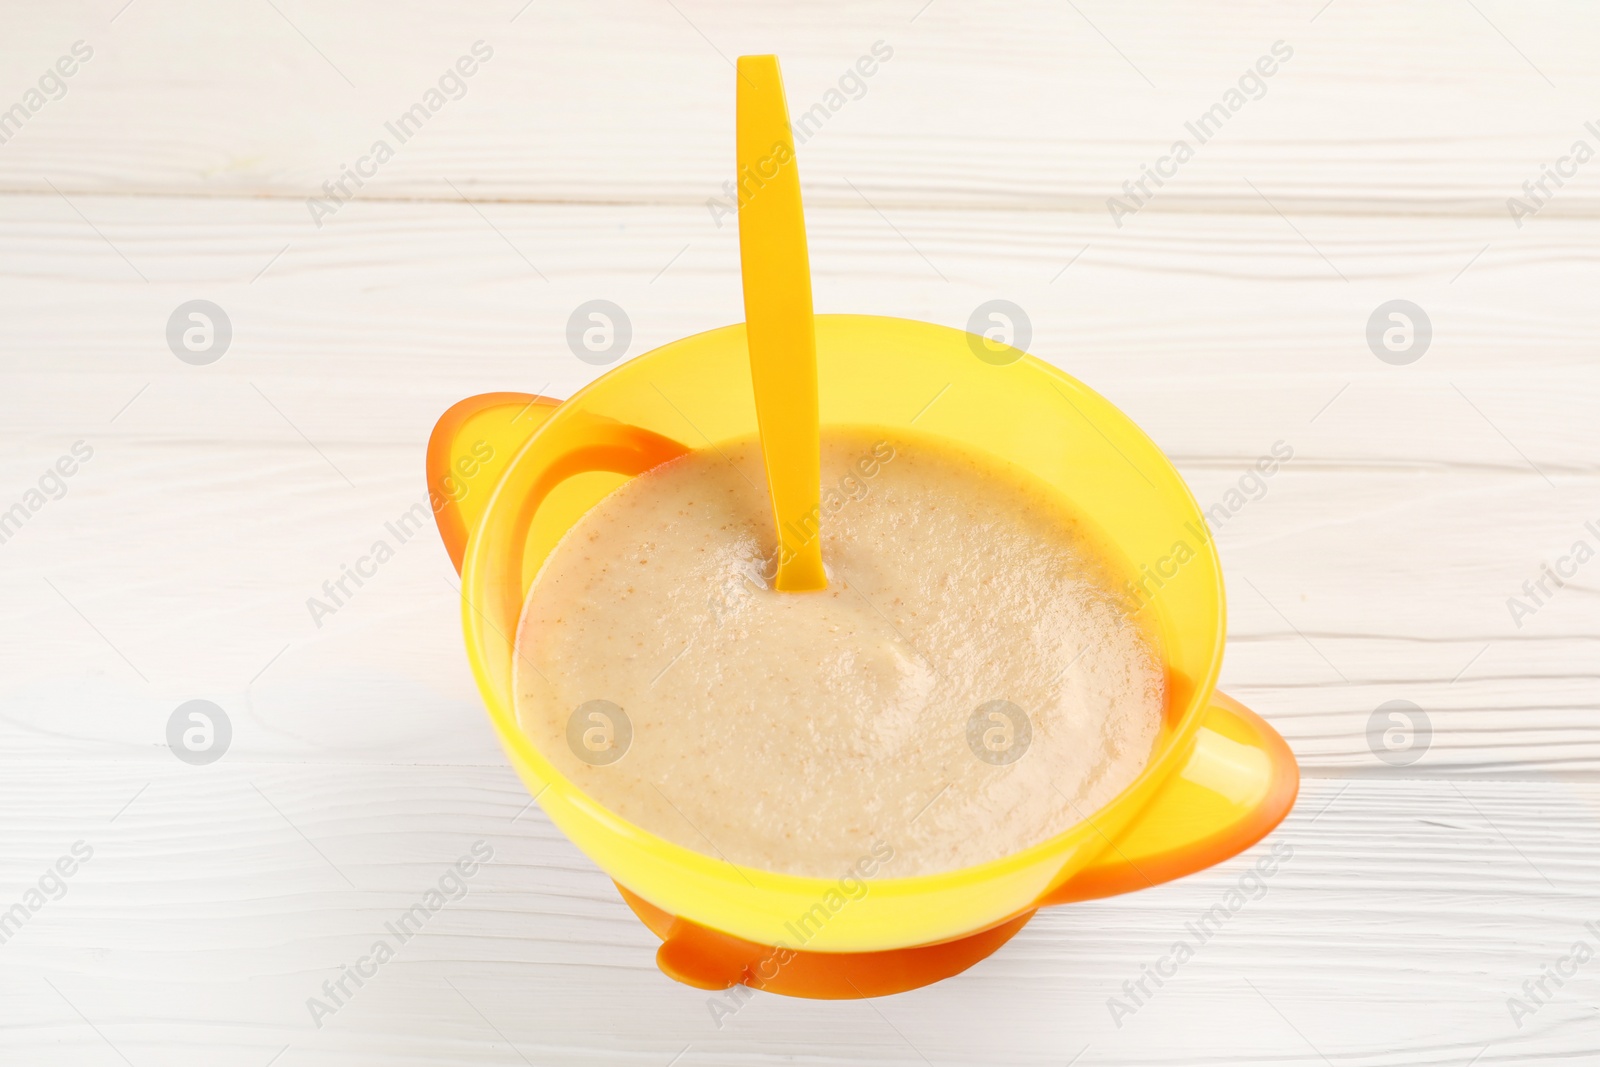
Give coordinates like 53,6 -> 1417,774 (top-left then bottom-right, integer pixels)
514,429 -> 1164,877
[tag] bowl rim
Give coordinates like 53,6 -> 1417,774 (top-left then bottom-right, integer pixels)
459,313 -> 1228,901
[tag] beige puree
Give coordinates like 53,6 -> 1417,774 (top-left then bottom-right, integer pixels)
513,429 -> 1164,878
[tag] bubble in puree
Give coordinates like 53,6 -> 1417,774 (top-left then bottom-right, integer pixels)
513,428 -> 1165,877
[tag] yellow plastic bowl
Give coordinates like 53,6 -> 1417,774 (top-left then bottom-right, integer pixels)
436,314 -> 1295,959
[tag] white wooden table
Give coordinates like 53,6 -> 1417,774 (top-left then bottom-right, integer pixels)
4,2 -> 1597,1063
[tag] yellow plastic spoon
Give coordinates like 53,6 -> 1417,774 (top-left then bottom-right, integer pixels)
736,54 -> 827,592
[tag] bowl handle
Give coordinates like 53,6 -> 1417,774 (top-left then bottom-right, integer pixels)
1038,691 -> 1299,906
427,390 -> 691,589
427,392 -> 564,574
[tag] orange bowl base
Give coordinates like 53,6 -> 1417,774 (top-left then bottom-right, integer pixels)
616,883 -> 1035,999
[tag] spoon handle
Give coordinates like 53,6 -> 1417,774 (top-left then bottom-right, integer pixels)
736,54 -> 827,592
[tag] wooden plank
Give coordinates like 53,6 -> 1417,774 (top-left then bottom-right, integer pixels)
1,1 -> 1596,214
1,197 -> 1594,771
6,433 -> 1598,773
1,767 -> 1595,1065
7,2 -> 1599,1063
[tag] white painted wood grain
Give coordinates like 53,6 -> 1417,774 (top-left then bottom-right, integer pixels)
3,767 -> 1598,1066
3,0 -> 1599,214
2,198 -> 1594,773
4,1 -> 1599,1063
